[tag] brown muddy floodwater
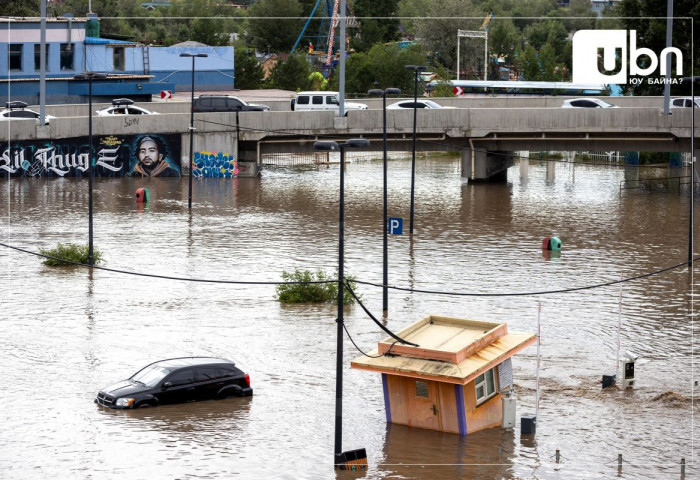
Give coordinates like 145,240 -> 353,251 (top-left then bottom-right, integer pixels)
1,156 -> 697,479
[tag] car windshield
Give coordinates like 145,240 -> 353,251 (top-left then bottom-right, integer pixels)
130,364 -> 171,387
423,100 -> 442,108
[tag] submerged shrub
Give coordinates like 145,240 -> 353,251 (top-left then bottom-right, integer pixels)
275,268 -> 358,304
40,243 -> 102,266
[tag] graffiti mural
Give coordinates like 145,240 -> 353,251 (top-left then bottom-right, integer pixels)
193,151 -> 238,178
0,134 -> 180,178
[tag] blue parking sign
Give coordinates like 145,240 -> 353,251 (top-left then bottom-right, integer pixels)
388,217 -> 403,235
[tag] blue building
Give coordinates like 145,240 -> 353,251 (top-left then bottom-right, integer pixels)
0,15 -> 235,104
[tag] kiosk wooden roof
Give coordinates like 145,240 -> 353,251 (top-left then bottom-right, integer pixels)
351,315 -> 536,385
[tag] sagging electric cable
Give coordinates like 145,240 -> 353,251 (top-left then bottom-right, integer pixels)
354,257 -> 697,297
343,282 -> 418,347
1,240 -> 697,297
0,241 -> 334,286
341,320 -> 384,358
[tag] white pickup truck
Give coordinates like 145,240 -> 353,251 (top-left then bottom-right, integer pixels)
291,91 -> 368,116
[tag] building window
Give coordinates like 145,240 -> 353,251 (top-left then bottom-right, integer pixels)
60,43 -> 74,70
34,44 -> 49,71
474,368 -> 497,405
415,381 -> 429,398
112,47 -> 125,71
9,44 -> 22,71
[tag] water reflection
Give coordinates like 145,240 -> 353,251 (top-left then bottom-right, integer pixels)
0,157 -> 697,479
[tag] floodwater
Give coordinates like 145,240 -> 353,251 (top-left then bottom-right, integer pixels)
0,156 -> 697,479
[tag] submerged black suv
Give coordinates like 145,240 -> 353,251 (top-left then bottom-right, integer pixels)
95,357 -> 252,409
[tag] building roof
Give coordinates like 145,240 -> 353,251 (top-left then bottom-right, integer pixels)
85,36 -> 139,46
171,41 -> 209,47
351,315 -> 536,385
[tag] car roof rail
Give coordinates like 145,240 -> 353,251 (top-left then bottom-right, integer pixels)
6,101 -> 28,110
111,98 -> 134,106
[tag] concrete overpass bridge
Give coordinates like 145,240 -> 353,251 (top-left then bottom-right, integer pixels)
4,96 -> 698,180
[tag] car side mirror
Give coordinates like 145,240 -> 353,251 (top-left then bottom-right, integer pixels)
162,381 -> 172,389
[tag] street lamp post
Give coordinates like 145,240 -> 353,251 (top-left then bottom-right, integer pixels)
368,87 -> 400,313
180,53 -> 208,210
74,71 -> 106,266
313,138 -> 369,465
405,65 -> 427,235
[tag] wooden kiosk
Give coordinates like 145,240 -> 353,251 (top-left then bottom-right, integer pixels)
351,315 -> 536,435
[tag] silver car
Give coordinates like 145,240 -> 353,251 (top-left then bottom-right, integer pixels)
96,98 -> 159,116
561,98 -> 619,108
0,101 -> 55,124
386,99 -> 455,109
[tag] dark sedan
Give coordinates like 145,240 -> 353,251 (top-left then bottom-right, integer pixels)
95,357 -> 252,409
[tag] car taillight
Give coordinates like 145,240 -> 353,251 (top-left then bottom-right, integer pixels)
244,373 -> 250,387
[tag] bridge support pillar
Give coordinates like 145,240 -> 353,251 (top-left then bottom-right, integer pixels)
461,148 -> 515,182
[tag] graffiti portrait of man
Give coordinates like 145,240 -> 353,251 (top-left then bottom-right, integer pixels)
129,135 -> 180,177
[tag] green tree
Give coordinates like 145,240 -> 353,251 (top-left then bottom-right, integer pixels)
0,0 -> 40,16
308,71 -> 326,90
268,53 -> 313,91
246,0 -> 304,53
329,43 -> 428,95
396,0 -> 431,39
520,44 -> 541,80
350,0 -> 401,52
430,64 -> 456,97
487,18 -> 521,64
414,0 -> 485,77
235,51 -> 264,89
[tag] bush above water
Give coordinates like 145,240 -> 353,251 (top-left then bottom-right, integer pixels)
275,269 -> 357,304
40,243 -> 102,266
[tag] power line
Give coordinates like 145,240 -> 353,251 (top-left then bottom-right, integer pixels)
0,240 -> 696,296
355,258 -> 697,297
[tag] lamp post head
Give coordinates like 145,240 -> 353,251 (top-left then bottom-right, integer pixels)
405,65 -> 427,72
74,71 -> 107,80
343,138 -> 370,149
369,88 -> 401,97
313,141 -> 339,151
314,139 -> 369,151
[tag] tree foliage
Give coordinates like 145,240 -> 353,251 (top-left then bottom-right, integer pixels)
268,53 -> 313,91
413,0 -> 484,73
275,269 -> 357,305
235,50 -> 264,89
0,0 -> 40,16
329,43 -> 428,95
40,243 -> 103,266
53,0 -> 241,45
350,0 -> 401,52
246,0 -> 304,52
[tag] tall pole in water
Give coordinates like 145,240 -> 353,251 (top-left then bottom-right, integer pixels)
180,53 -> 208,210
405,65 -> 426,235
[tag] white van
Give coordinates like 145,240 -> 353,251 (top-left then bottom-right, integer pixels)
670,97 -> 700,108
291,91 -> 368,116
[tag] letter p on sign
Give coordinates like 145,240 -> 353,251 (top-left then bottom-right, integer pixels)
388,217 -> 403,235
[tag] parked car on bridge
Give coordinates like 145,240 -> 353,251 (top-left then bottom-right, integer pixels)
386,99 -> 455,109
670,97 -> 700,108
561,98 -> 619,108
0,101 -> 55,124
96,98 -> 159,116
291,91 -> 368,116
192,95 -> 269,112
95,357 -> 253,409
